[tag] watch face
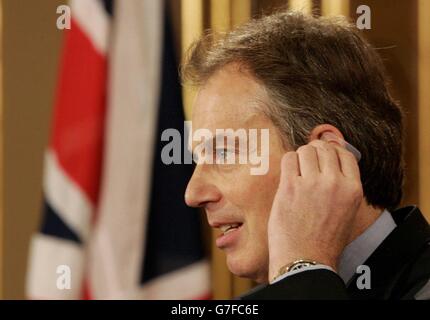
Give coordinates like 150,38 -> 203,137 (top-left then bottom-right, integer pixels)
272,260 -> 318,283
290,262 -> 311,271
289,261 -> 315,271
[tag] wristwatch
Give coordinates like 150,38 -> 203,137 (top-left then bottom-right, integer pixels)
272,259 -> 318,283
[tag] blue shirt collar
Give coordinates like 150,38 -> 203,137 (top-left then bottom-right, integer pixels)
338,209 -> 396,284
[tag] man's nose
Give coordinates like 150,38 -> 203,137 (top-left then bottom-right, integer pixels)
185,166 -> 221,208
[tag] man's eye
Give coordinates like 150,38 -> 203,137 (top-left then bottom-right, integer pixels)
216,148 -> 227,158
215,148 -> 233,162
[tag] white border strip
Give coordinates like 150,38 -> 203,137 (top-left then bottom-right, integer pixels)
71,0 -> 110,54
26,233 -> 84,299
44,149 -> 92,242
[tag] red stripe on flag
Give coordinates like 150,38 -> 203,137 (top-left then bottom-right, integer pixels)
194,293 -> 212,300
82,277 -> 93,300
50,18 -> 107,206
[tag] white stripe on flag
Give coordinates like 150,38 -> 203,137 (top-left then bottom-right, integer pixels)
26,234 -> 84,299
130,260 -> 211,300
88,0 -> 163,299
44,149 -> 92,242
71,0 -> 110,54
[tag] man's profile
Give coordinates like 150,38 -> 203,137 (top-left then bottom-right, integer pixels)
181,11 -> 430,299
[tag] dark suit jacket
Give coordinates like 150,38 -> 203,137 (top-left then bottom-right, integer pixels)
242,206 -> 430,300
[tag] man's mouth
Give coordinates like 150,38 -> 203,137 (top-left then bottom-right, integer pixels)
215,222 -> 243,248
219,223 -> 242,235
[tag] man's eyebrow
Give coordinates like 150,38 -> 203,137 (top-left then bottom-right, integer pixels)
187,107 -> 262,154
214,131 -> 249,147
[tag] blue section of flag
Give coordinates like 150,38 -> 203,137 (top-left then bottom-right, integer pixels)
102,0 -> 114,16
40,200 -> 82,244
141,11 -> 205,283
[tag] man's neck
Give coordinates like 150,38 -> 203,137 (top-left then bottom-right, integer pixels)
348,200 -> 385,245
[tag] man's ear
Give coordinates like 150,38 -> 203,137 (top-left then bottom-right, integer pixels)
309,124 -> 362,161
308,124 -> 344,144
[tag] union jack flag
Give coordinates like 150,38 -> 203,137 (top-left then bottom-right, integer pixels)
26,0 -> 210,300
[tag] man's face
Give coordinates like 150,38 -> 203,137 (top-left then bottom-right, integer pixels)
185,64 -> 286,283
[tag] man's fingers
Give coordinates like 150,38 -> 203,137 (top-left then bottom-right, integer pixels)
308,140 -> 341,174
308,139 -> 360,179
280,152 -> 300,182
281,140 -> 360,186
296,145 -> 320,177
335,145 -> 361,179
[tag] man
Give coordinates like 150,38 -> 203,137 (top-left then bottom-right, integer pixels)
181,11 -> 430,299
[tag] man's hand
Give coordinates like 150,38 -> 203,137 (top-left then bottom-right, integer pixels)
268,139 -> 363,282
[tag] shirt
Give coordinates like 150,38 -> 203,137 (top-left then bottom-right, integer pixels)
272,209 -> 397,285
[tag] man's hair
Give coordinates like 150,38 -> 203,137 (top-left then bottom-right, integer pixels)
181,11 -> 404,211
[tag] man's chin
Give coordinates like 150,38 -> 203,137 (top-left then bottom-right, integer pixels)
225,253 -> 268,284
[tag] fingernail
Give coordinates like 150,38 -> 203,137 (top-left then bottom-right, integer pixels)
320,132 -> 362,162
321,132 -> 345,147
